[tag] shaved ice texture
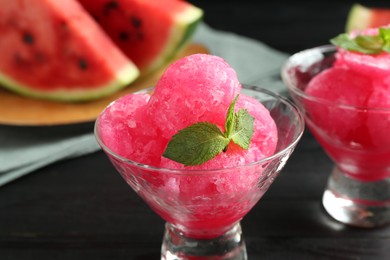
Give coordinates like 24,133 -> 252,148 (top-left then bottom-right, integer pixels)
99,54 -> 278,169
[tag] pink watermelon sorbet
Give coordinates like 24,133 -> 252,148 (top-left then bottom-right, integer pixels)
97,54 -> 279,238
99,54 -> 278,169
303,27 -> 390,181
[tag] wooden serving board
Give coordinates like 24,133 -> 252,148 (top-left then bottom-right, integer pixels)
0,43 -> 208,126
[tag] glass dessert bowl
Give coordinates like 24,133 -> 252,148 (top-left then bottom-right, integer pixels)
95,85 -> 304,259
282,45 -> 390,228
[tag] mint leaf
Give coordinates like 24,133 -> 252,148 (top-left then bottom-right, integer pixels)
355,35 -> 383,53
380,28 -> 390,52
379,27 -> 390,41
230,109 -> 255,150
330,34 -> 362,51
330,34 -> 381,54
163,122 -> 230,166
330,27 -> 390,54
225,95 -> 239,138
163,95 -> 255,166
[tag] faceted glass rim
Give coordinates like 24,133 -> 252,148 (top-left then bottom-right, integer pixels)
281,44 -> 390,112
94,85 -> 305,174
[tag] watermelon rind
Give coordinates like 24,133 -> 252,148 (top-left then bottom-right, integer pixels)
143,5 -> 203,76
0,63 -> 139,102
346,4 -> 373,32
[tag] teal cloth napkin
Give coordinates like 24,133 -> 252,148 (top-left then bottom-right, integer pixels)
0,23 -> 288,186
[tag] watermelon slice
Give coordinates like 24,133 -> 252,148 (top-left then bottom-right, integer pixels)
346,4 -> 390,32
0,0 -> 139,102
78,0 -> 203,75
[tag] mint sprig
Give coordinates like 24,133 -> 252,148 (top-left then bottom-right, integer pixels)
163,95 -> 255,166
331,27 -> 390,54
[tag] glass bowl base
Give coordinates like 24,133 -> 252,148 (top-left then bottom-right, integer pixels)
322,166 -> 390,228
161,222 -> 247,260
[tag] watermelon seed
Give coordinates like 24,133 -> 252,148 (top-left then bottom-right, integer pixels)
130,16 -> 142,28
78,59 -> 88,70
103,1 -> 119,16
22,33 -> 34,45
119,31 -> 130,41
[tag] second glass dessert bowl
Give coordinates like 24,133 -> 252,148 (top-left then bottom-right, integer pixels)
282,45 -> 390,228
95,85 -> 304,259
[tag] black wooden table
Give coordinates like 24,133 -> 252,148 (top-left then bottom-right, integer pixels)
1,1 -> 389,259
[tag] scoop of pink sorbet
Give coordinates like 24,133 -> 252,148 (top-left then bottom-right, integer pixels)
146,54 -> 242,140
